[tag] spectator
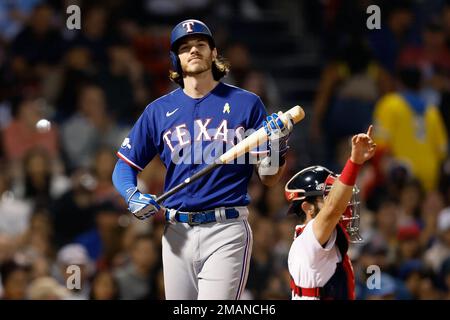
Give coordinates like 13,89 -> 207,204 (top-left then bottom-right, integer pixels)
310,37 -> 393,169
75,201 -> 125,269
0,259 -> 30,300
224,42 -> 280,112
416,272 -> 443,299
224,43 -> 250,87
396,225 -> 423,265
373,66 -> 448,192
54,46 -> 96,121
368,198 -> 399,264
398,259 -> 426,299
91,148 -> 124,206
0,234 -> 16,268
14,148 -> 70,204
131,28 -> 171,97
61,84 -> 127,170
29,255 -> 52,281
264,182 -> 288,221
246,217 -> 276,299
89,271 -> 119,300
424,208 -> 450,273
272,216 -> 297,272
242,69 -> 281,110
368,0 -> 416,74
0,161 -> 32,238
2,97 -> 60,163
114,234 -> 158,299
419,191 -> 445,248
0,0 -> 42,41
69,6 -> 110,64
398,19 -> 450,106
398,179 -> 424,228
96,37 -> 152,124
439,256 -> 450,298
51,169 -> 97,248
444,2 -> 450,48
364,273 -> 398,300
19,207 -> 54,262
10,4 -> 65,73
27,276 -> 70,300
53,244 -> 93,300
354,241 -> 393,299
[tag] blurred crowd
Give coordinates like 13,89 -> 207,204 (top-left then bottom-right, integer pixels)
0,0 -> 449,300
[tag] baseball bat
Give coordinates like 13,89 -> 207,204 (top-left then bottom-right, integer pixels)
155,105 -> 305,203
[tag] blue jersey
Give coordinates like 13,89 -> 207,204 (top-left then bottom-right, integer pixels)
117,82 -> 267,211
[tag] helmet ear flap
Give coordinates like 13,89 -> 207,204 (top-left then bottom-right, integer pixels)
169,51 -> 181,74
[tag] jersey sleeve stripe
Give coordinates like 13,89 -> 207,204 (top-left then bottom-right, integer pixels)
117,152 -> 144,171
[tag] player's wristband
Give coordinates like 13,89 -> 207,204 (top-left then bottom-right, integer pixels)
339,158 -> 361,186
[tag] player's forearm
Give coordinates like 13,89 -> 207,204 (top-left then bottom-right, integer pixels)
313,159 -> 361,245
112,159 -> 139,201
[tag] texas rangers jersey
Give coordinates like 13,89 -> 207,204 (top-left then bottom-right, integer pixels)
117,82 -> 267,211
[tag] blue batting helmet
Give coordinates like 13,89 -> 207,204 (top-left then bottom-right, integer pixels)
169,19 -> 215,73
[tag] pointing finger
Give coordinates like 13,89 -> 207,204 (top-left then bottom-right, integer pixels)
366,125 -> 373,138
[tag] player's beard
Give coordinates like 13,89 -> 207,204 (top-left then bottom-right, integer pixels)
182,53 -> 213,76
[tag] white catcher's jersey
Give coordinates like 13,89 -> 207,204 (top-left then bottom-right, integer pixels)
288,218 -> 342,300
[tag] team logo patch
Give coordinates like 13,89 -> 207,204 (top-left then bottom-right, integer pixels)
121,138 -> 131,149
287,192 -> 296,200
316,183 -> 325,191
182,21 -> 195,33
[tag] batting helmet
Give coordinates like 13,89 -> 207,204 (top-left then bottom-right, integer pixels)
285,166 -> 334,205
169,19 -> 215,74
285,165 -> 363,243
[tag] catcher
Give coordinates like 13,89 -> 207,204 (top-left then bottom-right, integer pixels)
284,125 -> 376,300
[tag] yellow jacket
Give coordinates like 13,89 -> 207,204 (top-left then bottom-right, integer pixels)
373,93 -> 448,191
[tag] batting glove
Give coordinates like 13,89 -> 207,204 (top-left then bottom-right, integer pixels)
127,188 -> 161,220
263,112 -> 293,156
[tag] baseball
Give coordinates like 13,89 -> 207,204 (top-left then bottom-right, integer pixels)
36,119 -> 51,132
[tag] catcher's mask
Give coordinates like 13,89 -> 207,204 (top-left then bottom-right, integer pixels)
285,165 -> 363,243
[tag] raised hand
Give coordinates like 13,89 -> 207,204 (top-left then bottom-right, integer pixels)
350,125 -> 377,165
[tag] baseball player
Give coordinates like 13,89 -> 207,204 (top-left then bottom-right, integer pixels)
284,126 -> 376,300
112,19 -> 293,300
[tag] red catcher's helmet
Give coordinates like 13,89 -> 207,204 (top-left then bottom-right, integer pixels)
285,166 -> 363,243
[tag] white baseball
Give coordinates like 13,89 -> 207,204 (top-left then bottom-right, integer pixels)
36,119 -> 51,132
